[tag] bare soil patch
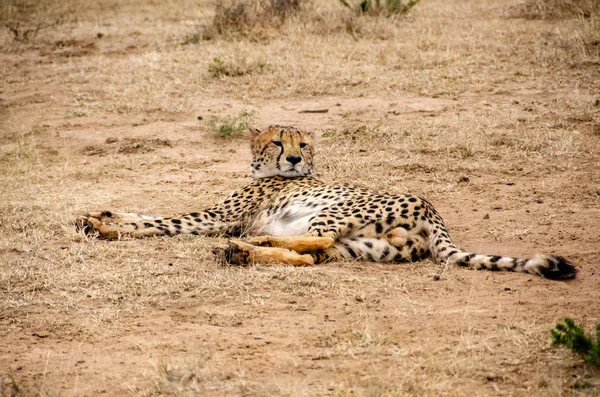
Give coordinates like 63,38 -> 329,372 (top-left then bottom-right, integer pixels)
1,0 -> 599,395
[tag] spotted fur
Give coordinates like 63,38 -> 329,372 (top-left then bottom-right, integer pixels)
77,125 -> 576,280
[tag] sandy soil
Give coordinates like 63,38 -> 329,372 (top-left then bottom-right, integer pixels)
1,0 -> 599,395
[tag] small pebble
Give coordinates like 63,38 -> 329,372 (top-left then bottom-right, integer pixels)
433,274 -> 440,281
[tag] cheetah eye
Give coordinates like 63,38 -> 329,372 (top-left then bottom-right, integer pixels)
272,141 -> 283,147
299,142 -> 308,149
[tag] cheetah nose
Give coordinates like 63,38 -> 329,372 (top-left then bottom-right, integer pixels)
286,155 -> 302,165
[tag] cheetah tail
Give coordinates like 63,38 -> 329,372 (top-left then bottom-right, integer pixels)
427,226 -> 577,280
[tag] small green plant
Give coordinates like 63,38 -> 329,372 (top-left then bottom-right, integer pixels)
208,110 -> 255,138
551,318 -> 600,367
339,0 -> 420,15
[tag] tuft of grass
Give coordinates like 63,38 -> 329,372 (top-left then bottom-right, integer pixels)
143,355 -> 284,396
1,0 -> 76,42
181,32 -> 200,45
207,56 -> 269,78
339,0 -> 420,16
4,20 -> 48,41
551,318 -> 600,367
203,0 -> 303,39
512,0 -> 600,62
208,110 -> 255,138
146,358 -> 208,395
514,0 -> 599,20
213,0 -> 255,35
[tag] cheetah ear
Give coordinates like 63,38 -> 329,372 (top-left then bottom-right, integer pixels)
248,127 -> 261,137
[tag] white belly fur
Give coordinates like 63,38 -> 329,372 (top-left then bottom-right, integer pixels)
251,202 -> 328,237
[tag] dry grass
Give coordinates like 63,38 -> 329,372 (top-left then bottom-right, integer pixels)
194,0 -> 305,40
1,0 -> 600,395
514,0 -> 599,20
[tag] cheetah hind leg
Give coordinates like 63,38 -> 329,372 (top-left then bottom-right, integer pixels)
248,227 -> 428,263
76,210 -> 155,225
249,225 -> 412,255
216,240 -> 315,266
248,234 -> 335,253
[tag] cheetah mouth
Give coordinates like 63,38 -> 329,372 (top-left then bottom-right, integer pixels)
280,170 -> 301,176
279,166 -> 306,177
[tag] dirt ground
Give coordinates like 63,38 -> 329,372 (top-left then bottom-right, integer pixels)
1,0 -> 599,395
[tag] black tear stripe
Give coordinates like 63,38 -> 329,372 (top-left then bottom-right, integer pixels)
275,132 -> 285,167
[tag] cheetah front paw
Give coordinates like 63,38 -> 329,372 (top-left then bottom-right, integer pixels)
74,212 -> 126,239
75,212 -> 98,236
213,241 -> 254,266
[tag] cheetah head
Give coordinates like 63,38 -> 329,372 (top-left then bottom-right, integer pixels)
249,125 -> 315,178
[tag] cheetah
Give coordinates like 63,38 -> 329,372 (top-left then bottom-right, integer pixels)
77,125 -> 576,279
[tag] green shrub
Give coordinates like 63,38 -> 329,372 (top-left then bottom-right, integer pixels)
551,318 -> 600,367
208,110 -> 255,138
